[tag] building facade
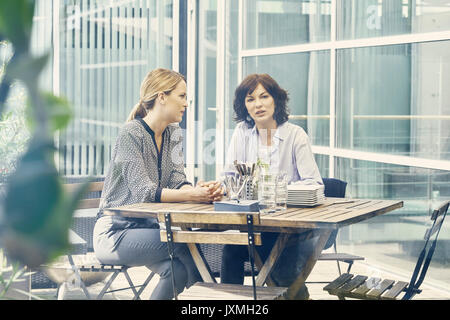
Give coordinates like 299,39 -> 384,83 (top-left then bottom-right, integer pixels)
29,0 -> 450,294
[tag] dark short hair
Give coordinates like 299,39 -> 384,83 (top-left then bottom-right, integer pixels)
233,73 -> 290,127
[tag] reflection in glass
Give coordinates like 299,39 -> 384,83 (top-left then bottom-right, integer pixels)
335,157 -> 450,291
58,0 -> 173,176
336,41 -> 450,161
244,0 -> 330,49
338,0 -> 450,40
196,0 -> 218,181
336,157 -> 450,207
225,4 -> 240,136
243,51 -> 330,146
314,154 -> 329,179
196,1 -> 240,182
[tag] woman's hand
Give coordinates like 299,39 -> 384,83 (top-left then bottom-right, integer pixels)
162,184 -> 215,203
188,183 -> 216,203
197,180 -> 224,202
173,180 -> 224,203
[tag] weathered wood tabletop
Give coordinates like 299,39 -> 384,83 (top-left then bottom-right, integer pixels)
104,198 -> 403,299
104,198 -> 403,230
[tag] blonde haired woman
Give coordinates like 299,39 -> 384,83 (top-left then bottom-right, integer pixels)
93,68 -> 221,299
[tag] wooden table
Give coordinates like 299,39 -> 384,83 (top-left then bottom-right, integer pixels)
104,197 -> 403,299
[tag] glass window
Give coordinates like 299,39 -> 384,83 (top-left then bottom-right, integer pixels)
195,0 -> 218,181
338,0 -> 450,40
244,0 -> 331,49
194,0 -> 450,297
314,153 -> 329,178
335,157 -> 449,205
336,41 -> 450,161
224,3 -> 240,135
195,1 -> 240,182
335,156 -> 450,291
58,0 -> 173,177
243,50 -> 330,146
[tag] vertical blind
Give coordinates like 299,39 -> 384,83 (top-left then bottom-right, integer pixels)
58,0 -> 173,177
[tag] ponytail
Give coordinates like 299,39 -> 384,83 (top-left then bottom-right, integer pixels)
126,101 -> 147,122
127,68 -> 185,123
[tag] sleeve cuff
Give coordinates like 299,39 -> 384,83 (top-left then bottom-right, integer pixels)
176,181 -> 193,189
155,187 -> 163,202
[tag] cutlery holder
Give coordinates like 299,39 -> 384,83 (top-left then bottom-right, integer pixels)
245,179 -> 258,200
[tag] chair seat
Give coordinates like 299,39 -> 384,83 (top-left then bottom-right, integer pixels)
43,253 -> 125,271
42,253 -> 110,285
318,253 -> 364,262
324,273 -> 411,300
178,282 -> 288,300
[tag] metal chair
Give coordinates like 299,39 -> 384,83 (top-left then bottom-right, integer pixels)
43,181 -> 155,300
324,200 -> 449,300
159,211 -> 287,300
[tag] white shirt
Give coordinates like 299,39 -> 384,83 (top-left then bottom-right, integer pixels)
224,121 -> 323,185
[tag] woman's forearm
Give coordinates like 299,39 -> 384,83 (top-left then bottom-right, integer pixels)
160,187 -> 192,202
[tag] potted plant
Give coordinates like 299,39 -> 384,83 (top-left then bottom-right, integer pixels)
0,0 -> 89,299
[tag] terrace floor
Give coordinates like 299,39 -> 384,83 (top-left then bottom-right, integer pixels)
31,243 -> 450,300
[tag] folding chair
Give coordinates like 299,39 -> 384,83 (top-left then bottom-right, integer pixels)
159,211 -> 287,300
43,181 -> 155,300
73,257 -> 155,300
324,200 -> 449,300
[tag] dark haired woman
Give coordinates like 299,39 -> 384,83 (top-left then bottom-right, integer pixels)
220,73 -> 322,299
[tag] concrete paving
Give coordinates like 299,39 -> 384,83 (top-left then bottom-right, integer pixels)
32,245 -> 450,300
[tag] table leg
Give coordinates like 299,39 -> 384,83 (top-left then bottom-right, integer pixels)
254,251 -> 277,286
186,243 -> 217,283
181,227 -> 217,283
255,233 -> 290,286
285,229 -> 332,300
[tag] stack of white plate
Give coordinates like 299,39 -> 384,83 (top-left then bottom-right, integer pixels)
287,184 -> 325,206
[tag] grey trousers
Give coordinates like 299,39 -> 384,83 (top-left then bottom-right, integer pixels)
93,215 -> 201,300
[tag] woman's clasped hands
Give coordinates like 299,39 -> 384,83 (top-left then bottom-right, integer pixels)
195,180 -> 224,203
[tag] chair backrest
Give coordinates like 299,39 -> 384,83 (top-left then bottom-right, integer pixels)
157,210 -> 262,300
64,181 -> 104,209
323,178 -> 347,198
322,178 -> 348,249
65,180 -> 104,251
157,211 -> 262,246
403,200 -> 449,299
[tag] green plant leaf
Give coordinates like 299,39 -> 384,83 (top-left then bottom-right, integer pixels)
39,179 -> 92,263
1,134 -> 89,267
0,0 -> 35,53
3,135 -> 61,234
7,53 -> 49,86
42,92 -> 73,132
25,92 -> 73,133
0,0 -> 79,271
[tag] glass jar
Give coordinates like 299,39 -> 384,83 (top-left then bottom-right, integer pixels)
258,172 -> 276,214
275,171 -> 288,211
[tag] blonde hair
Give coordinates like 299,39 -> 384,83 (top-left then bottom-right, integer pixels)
126,68 -> 186,122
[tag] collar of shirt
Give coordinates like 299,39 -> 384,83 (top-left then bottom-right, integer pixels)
249,121 -> 289,142
246,121 -> 290,169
